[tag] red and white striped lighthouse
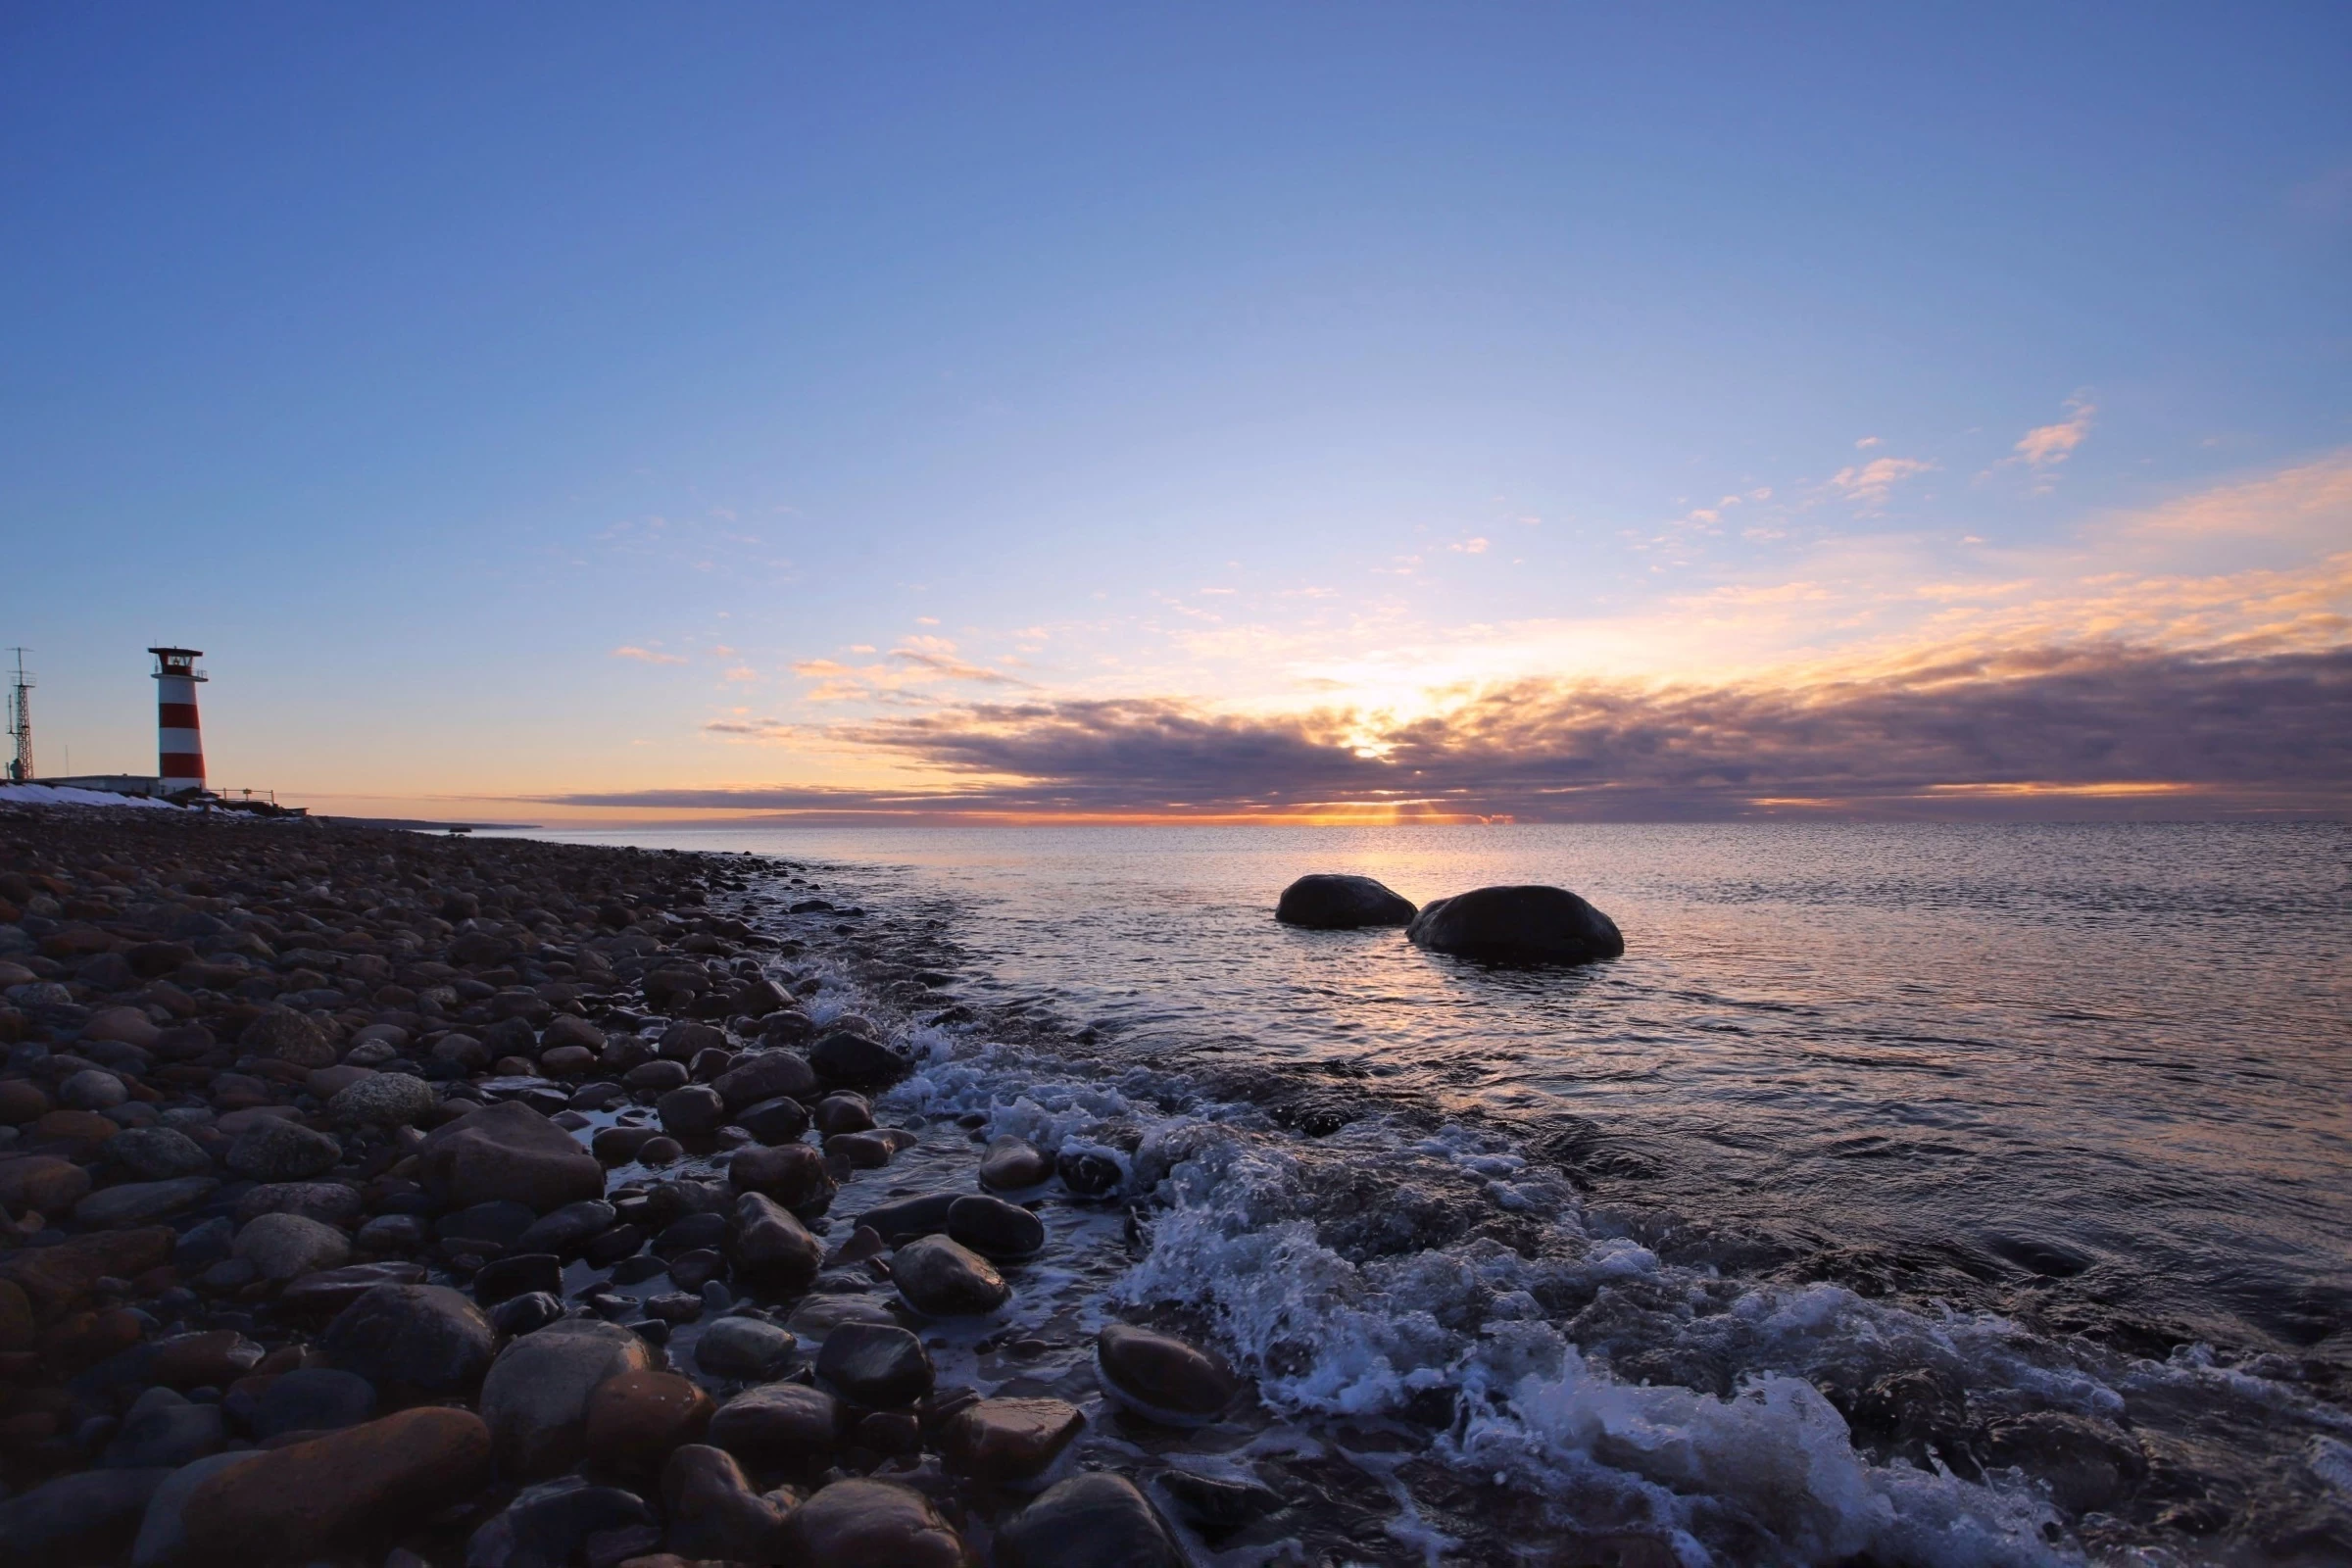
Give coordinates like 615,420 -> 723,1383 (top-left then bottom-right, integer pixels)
149,647 -> 207,796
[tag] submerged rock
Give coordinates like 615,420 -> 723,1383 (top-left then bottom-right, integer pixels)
1274,873 -> 1417,929
1405,883 -> 1625,965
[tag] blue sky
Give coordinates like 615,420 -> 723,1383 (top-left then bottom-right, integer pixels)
2,5 -> 2345,818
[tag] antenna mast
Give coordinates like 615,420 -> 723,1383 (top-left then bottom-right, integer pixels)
6,650 -> 30,782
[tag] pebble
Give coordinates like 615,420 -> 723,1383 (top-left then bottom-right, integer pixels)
107,1126 -> 215,1179
948,1193 -> 1047,1259
782,1477 -> 967,1568
979,1136 -> 1054,1192
179,1407 -> 491,1561
694,1313 -> 797,1380
1095,1324 -> 1240,1426
479,1316 -> 655,1479
584,1369 -> 713,1475
659,1444 -> 795,1562
996,1472 -> 1182,1568
223,1116 -> 343,1181
814,1321 -> 936,1408
938,1396 -> 1086,1483
319,1283 -> 496,1395
729,1192 -> 823,1290
231,1211 -> 351,1280
706,1382 -> 844,1471
892,1236 -> 1010,1317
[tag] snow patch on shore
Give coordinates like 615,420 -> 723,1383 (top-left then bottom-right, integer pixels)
0,783 -> 181,810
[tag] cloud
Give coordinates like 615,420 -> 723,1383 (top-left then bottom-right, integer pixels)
2012,397 -> 2096,467
1449,537 -> 1491,555
1828,456 -> 1936,509
888,648 -> 1031,685
552,640 -> 2349,820
612,646 -> 688,665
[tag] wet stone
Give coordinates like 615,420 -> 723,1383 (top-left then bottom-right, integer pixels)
997,1472 -> 1182,1568
1095,1324 -> 1239,1426
480,1316 -> 655,1479
666,1248 -> 726,1292
320,1283 -> 496,1395
825,1130 -> 894,1168
707,1382 -> 843,1471
782,1478 -> 965,1568
730,1192 -> 823,1292
1055,1148 -> 1124,1199
939,1397 -> 1085,1483
464,1475 -> 654,1568
694,1314 -> 796,1380
491,1291 -> 567,1338
660,1444 -> 794,1563
714,1050 -> 817,1109
979,1137 -> 1054,1193
180,1407 -> 491,1563
892,1236 -> 1009,1317
814,1321 -> 935,1409
727,1142 -> 835,1215
658,1083 -> 727,1138
1156,1470 -> 1282,1540
585,1369 -> 714,1475
734,1095 -> 809,1144
948,1194 -> 1047,1260
811,1092 -> 875,1138
858,1191 -> 959,1245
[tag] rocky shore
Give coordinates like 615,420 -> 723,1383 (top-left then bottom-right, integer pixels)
0,808 -> 1261,1568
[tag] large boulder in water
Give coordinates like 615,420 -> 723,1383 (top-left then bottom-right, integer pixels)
1274,874 -> 1416,929
1405,884 -> 1624,965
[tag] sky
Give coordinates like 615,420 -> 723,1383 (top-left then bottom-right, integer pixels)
2,4 -> 2346,823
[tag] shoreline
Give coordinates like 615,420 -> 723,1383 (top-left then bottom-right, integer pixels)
0,807 -> 2342,1565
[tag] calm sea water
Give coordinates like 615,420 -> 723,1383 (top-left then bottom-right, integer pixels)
537,820 -> 2352,1560
562,820 -> 2351,1355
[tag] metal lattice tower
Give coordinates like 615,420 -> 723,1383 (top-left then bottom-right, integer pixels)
6,650 -> 30,782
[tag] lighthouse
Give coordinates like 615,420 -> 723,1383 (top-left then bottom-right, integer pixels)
149,647 -> 207,796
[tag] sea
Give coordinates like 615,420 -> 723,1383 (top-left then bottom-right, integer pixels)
533,820 -> 2352,1566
